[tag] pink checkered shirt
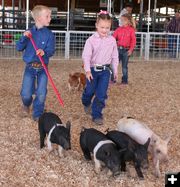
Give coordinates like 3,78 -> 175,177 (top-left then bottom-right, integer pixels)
82,32 -> 119,75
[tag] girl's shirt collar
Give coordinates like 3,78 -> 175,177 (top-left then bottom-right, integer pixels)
94,32 -> 111,39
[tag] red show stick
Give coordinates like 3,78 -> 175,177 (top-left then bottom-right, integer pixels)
28,33 -> 64,107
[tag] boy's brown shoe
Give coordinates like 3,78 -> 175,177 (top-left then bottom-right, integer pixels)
92,118 -> 103,125
20,105 -> 30,117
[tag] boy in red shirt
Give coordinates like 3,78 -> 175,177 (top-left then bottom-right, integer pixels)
113,14 -> 136,85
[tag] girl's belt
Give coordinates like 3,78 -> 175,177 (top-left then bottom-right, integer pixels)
93,64 -> 112,73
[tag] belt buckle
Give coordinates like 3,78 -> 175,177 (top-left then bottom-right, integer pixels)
119,46 -> 124,49
94,64 -> 103,72
32,62 -> 42,68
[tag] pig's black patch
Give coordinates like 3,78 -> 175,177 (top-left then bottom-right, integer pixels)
106,130 -> 150,179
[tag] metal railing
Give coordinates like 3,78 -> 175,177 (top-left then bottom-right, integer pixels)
0,29 -> 179,61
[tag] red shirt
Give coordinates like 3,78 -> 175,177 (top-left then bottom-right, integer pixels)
113,26 -> 136,52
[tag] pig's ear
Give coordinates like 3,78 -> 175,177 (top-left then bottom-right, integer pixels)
144,138 -> 151,148
66,121 -> 71,131
165,136 -> 171,144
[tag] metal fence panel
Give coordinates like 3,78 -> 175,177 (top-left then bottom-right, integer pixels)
69,31 -> 93,59
132,32 -> 146,61
53,31 -> 66,59
148,32 -> 180,60
0,30 -> 23,59
0,29 -> 179,61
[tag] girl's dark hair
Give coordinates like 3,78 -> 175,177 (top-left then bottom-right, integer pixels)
97,11 -> 112,23
121,13 -> 136,29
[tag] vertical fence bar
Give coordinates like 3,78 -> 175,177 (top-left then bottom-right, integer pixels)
176,35 -> 179,59
26,0 -> 29,29
109,0 -> 112,14
65,31 -> 70,59
139,0 -> 144,32
147,0 -> 151,33
2,0 -> 5,29
145,33 -> 150,61
140,33 -> 144,57
12,0 -> 15,29
67,0 -> 70,31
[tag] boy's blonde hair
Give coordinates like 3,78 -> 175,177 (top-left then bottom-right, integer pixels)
31,5 -> 51,20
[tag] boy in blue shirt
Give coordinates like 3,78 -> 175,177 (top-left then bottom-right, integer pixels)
16,5 -> 55,121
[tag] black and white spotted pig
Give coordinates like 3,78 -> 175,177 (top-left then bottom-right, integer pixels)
38,112 -> 71,157
80,127 -> 125,176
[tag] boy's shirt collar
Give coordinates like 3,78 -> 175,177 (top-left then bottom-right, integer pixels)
33,25 -> 45,30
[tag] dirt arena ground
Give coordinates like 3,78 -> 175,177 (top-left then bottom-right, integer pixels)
0,59 -> 179,187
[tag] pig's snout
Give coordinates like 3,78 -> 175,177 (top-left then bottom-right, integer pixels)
64,142 -> 71,150
162,156 -> 168,162
67,144 -> 71,150
158,153 -> 168,162
110,166 -> 120,176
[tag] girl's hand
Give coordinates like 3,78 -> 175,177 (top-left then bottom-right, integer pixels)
127,50 -> 132,56
36,49 -> 45,56
86,71 -> 93,82
24,31 -> 31,38
114,73 -> 118,81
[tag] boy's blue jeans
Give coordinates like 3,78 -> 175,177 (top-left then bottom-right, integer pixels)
20,65 -> 48,118
82,68 -> 110,120
119,48 -> 129,84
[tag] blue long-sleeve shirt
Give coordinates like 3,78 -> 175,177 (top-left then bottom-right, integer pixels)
16,25 -> 55,65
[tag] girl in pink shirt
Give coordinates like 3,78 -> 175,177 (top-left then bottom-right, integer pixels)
82,11 -> 119,125
113,13 -> 136,85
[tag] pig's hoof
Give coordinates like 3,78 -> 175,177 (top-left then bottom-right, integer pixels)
154,171 -> 161,178
139,176 -> 144,180
48,148 -> 53,153
58,153 -> 64,158
95,167 -> 101,174
107,170 -> 113,176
